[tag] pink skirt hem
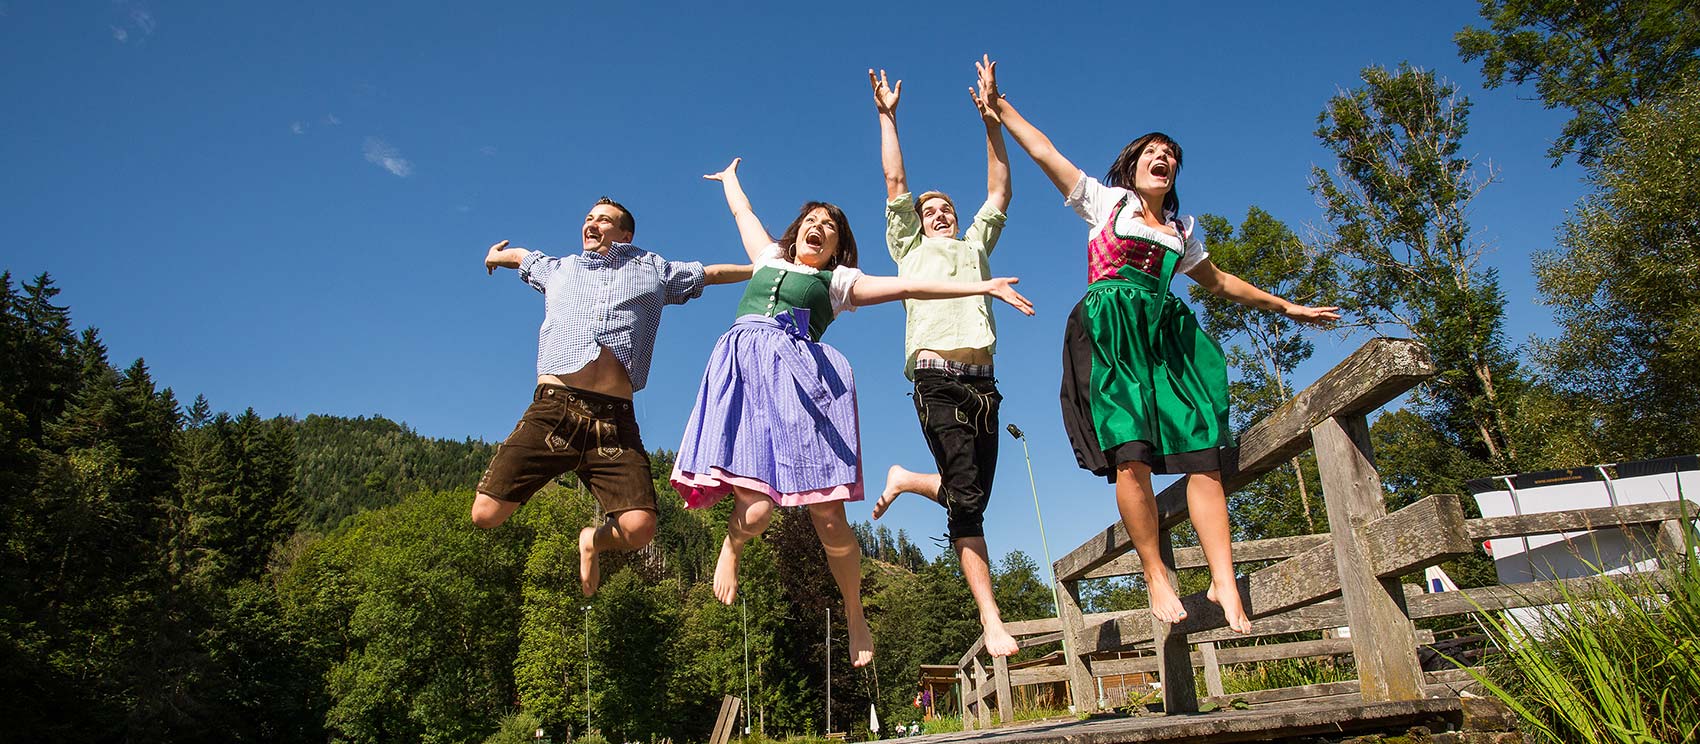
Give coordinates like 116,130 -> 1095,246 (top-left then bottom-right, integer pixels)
672,465 -> 863,509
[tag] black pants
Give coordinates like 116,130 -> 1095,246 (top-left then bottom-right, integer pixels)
912,369 -> 1001,540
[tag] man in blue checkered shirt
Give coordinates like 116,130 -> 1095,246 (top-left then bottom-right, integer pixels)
476,197 -> 749,596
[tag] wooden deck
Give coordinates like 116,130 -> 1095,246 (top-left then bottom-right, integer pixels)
876,695 -> 1519,744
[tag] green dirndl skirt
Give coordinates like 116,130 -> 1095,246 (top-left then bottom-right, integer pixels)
1060,257 -> 1233,481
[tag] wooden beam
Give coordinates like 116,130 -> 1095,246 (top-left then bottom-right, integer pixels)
1054,580 -> 1098,713
972,659 -> 992,728
1054,338 -> 1434,582
1082,533 -> 1333,580
1016,631 -> 1062,649
992,654 -> 1013,725
1153,531 -> 1197,714
1408,571 -> 1671,618
1314,414 -> 1424,703
1466,500 -> 1700,541
1200,642 -> 1224,698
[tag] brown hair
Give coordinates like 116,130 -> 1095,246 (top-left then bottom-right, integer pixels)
915,190 -> 956,218
776,201 -> 859,269
1104,132 -> 1182,215
594,196 -> 636,236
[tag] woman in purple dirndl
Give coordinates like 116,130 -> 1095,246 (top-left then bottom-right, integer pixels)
673,158 -> 1034,667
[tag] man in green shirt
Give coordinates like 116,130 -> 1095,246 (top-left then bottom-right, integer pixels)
868,63 -> 1020,657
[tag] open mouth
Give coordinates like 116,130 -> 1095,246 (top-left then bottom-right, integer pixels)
1149,161 -> 1171,179
804,229 -> 824,249
583,228 -> 601,242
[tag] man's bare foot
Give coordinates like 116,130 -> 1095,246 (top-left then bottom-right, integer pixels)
874,465 -> 921,519
983,619 -> 1020,657
578,527 -> 601,597
848,614 -> 875,667
1147,573 -> 1187,625
712,536 -> 741,605
1209,577 -> 1252,634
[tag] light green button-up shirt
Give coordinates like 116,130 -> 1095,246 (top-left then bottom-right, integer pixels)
886,192 -> 1008,380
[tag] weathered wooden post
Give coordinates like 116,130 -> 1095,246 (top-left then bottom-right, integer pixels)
1199,641 -> 1224,698
972,659 -> 993,728
1055,578 -> 1098,713
1313,414 -> 1424,702
957,668 -> 976,731
992,654 -> 1013,724
1154,526 -> 1199,714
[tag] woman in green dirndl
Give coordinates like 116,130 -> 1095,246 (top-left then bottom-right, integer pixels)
978,58 -> 1339,633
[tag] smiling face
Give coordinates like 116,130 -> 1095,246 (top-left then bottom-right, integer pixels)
792,207 -> 841,268
1133,141 -> 1178,199
1105,132 -> 1183,215
918,193 -> 958,239
581,203 -> 634,253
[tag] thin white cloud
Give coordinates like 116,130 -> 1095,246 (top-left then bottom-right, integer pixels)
479,145 -> 497,156
130,9 -> 155,35
363,137 -> 413,178
323,113 -> 341,126
111,25 -> 128,42
290,121 -> 307,135
456,204 -> 472,214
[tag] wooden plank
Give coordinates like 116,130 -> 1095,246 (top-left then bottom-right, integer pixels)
1408,571 -> 1671,618
1017,631 -> 1063,649
1199,642 -> 1223,698
1153,530 -> 1198,714
1200,669 -> 1478,708
1053,339 -> 1435,582
1088,631 -> 1436,676
1362,494 -> 1473,578
973,659 -> 992,728
1054,579 -> 1098,713
1314,414 -> 1424,703
708,695 -> 738,744
1083,533 -> 1332,580
993,654 -> 1013,725
957,669 -> 975,731
955,634 -> 986,668
1008,666 -> 1070,686
1465,500 -> 1700,541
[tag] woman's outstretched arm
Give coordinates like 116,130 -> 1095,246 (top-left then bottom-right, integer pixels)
977,56 -> 1082,197
705,158 -> 774,262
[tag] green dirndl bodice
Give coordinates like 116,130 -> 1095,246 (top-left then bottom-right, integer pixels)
1059,209 -> 1233,480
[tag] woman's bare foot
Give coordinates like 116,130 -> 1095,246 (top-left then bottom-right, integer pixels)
578,527 -> 601,597
983,618 -> 1020,657
847,614 -> 875,667
1209,577 -> 1252,634
875,465 -> 936,519
712,536 -> 741,605
1146,573 -> 1187,625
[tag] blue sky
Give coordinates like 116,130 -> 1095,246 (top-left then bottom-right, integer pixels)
1,1 -> 1586,582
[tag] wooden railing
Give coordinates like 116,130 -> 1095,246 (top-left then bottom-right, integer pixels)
949,338 -> 1698,728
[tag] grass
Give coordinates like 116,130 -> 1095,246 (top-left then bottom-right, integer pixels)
1206,655 -> 1358,696
1462,520 -> 1700,744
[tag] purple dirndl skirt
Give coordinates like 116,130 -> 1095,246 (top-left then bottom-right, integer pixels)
671,311 -> 864,508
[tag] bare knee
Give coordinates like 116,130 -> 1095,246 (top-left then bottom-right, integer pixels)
471,493 -> 518,529
614,510 -> 657,548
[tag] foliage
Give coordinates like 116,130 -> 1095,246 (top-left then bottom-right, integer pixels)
1194,208 -> 1338,536
1311,63 -> 1526,474
1529,78 -> 1700,462
1455,0 -> 1700,166
291,413 -> 495,531
482,711 -> 543,744
1210,655 -> 1358,696
1465,532 -> 1700,743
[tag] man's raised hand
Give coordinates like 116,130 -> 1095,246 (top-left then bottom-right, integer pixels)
870,68 -> 901,115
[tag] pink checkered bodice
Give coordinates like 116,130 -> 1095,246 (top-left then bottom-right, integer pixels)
1086,196 -> 1185,284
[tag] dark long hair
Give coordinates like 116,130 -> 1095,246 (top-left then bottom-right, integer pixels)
1104,132 -> 1183,215
776,201 -> 859,269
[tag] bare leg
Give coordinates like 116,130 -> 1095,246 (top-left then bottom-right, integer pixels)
957,536 -> 1019,656
577,508 -> 658,597
874,465 -> 941,519
1114,462 -> 1187,624
1189,471 -> 1250,633
712,488 -> 775,605
470,492 -> 521,529
808,500 -> 874,667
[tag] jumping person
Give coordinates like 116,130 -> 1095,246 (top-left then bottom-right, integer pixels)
866,63 -> 1024,657
476,197 -> 751,597
978,58 -> 1339,634
672,158 -> 1034,667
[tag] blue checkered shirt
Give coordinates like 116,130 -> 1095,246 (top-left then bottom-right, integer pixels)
518,243 -> 706,392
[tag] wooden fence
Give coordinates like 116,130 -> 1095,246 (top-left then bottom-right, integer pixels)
950,338 -> 1697,729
